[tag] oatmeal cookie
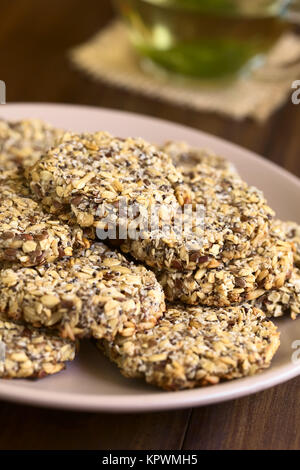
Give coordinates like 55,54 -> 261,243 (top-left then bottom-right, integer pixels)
0,178 -> 85,266
162,140 -> 238,174
158,236 -> 293,306
101,304 -> 280,391
0,118 -> 63,172
0,320 -> 76,379
272,220 -> 300,268
123,162 -> 274,271
253,267 -> 300,320
0,243 -> 165,340
29,131 -> 187,214
29,131 -> 274,271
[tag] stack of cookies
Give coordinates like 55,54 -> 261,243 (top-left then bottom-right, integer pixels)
0,118 -> 299,389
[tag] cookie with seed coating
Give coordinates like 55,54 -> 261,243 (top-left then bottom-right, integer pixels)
162,140 -> 238,174
123,161 -> 274,271
101,304 -> 280,391
0,320 -> 75,379
0,118 -> 63,173
29,132 -> 274,271
158,236 -> 293,306
0,243 -> 165,340
272,219 -> 300,268
0,178 -> 85,267
253,267 -> 300,320
29,130 -> 187,218
249,220 -> 300,319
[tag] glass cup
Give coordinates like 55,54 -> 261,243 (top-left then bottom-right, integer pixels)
113,0 -> 300,78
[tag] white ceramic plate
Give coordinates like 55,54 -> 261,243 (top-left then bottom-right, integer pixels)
0,103 -> 299,412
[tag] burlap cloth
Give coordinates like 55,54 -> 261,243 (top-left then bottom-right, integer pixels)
71,21 -> 300,121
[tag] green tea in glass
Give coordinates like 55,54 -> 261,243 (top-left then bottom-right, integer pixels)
113,0 -> 297,78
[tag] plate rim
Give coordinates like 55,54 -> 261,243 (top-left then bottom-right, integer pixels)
0,102 -> 299,412
0,360 -> 299,412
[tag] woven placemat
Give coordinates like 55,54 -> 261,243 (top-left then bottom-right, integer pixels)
71,21 -> 300,121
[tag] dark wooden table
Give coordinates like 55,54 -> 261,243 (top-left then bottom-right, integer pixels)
0,0 -> 299,451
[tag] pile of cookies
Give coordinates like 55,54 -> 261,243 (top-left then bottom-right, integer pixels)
0,118 -> 299,390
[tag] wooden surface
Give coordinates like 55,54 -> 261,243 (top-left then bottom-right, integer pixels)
0,0 -> 299,451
